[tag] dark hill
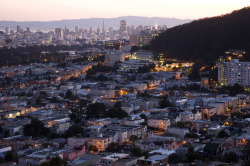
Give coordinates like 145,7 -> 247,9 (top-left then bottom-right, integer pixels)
150,6 -> 250,62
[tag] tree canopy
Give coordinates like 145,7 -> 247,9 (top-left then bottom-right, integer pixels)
23,118 -> 50,137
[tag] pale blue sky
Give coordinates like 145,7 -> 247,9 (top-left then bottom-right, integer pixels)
1,0 -> 249,21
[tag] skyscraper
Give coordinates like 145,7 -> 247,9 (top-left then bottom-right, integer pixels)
55,28 -> 64,40
75,26 -> 79,33
26,27 -> 31,33
5,27 -> 10,34
17,25 -> 22,33
120,20 -> 126,32
102,21 -> 106,37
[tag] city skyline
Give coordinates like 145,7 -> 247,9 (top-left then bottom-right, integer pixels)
1,0 -> 249,21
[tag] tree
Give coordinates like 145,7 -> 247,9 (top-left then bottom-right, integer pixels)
217,130 -> 228,138
107,107 -> 128,119
63,125 -> 84,138
23,118 -> 50,137
4,151 -> 18,163
4,130 -> 10,138
185,133 -> 198,138
242,142 -> 250,166
42,156 -> 67,166
229,83 -> 245,96
85,102 -> 107,119
224,152 -> 238,163
169,153 -> 179,163
131,146 -> 143,156
35,98 -> 42,105
130,46 -> 139,53
89,145 -> 98,153
159,99 -> 173,108
65,90 -> 73,99
130,135 -> 138,142
140,113 -> 147,121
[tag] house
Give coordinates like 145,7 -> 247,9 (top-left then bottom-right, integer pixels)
136,141 -> 164,151
148,118 -> 170,130
88,135 -> 114,152
164,141 -> 179,150
51,122 -> 70,134
87,118 -> 112,127
63,146 -> 86,161
137,154 -> 169,166
224,135 -> 237,150
192,120 -> 212,132
179,110 -> 202,122
207,125 -> 225,136
97,153 -> 129,166
68,137 -> 88,150
167,128 -> 189,140
113,156 -> 145,166
203,142 -> 223,159
236,134 -> 250,147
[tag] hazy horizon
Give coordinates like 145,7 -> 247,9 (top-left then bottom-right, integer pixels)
1,0 -> 249,21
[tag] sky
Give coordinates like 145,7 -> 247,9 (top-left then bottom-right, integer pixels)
1,0 -> 249,21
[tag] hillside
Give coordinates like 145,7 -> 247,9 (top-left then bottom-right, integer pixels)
150,6 -> 250,62
0,16 -> 191,30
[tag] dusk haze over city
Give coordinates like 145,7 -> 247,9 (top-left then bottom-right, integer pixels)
0,1 -> 250,166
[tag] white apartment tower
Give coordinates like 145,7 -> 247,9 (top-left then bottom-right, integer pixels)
218,59 -> 250,87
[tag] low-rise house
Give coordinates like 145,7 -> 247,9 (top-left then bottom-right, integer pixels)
113,156 -> 145,166
192,120 -> 213,132
236,134 -> 250,147
137,154 -> 170,166
164,141 -> 179,150
63,146 -> 86,161
87,118 -> 112,127
88,134 -> 115,152
119,117 -> 144,126
51,122 -> 70,134
224,135 -> 237,150
148,118 -> 170,130
207,125 -> 226,136
179,110 -> 202,122
167,128 -> 189,140
136,141 -> 164,151
97,153 -> 129,166
68,137 -> 88,150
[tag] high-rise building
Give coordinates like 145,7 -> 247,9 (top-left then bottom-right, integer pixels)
75,26 -> 79,33
17,25 -> 22,33
26,27 -> 31,33
55,28 -> 64,40
97,28 -> 101,35
109,27 -> 113,37
120,20 -> 126,32
102,21 -> 106,37
138,30 -> 152,47
218,59 -> 250,86
129,35 -> 138,46
65,26 -> 69,34
5,27 -> 10,34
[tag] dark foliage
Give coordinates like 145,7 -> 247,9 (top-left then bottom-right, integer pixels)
85,102 -> 107,119
63,125 -> 85,138
42,156 -> 68,166
107,107 -> 128,119
131,146 -> 143,156
23,118 -> 50,137
151,7 -> 250,63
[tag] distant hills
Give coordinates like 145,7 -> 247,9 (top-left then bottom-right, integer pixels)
150,6 -> 250,62
0,16 -> 192,30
